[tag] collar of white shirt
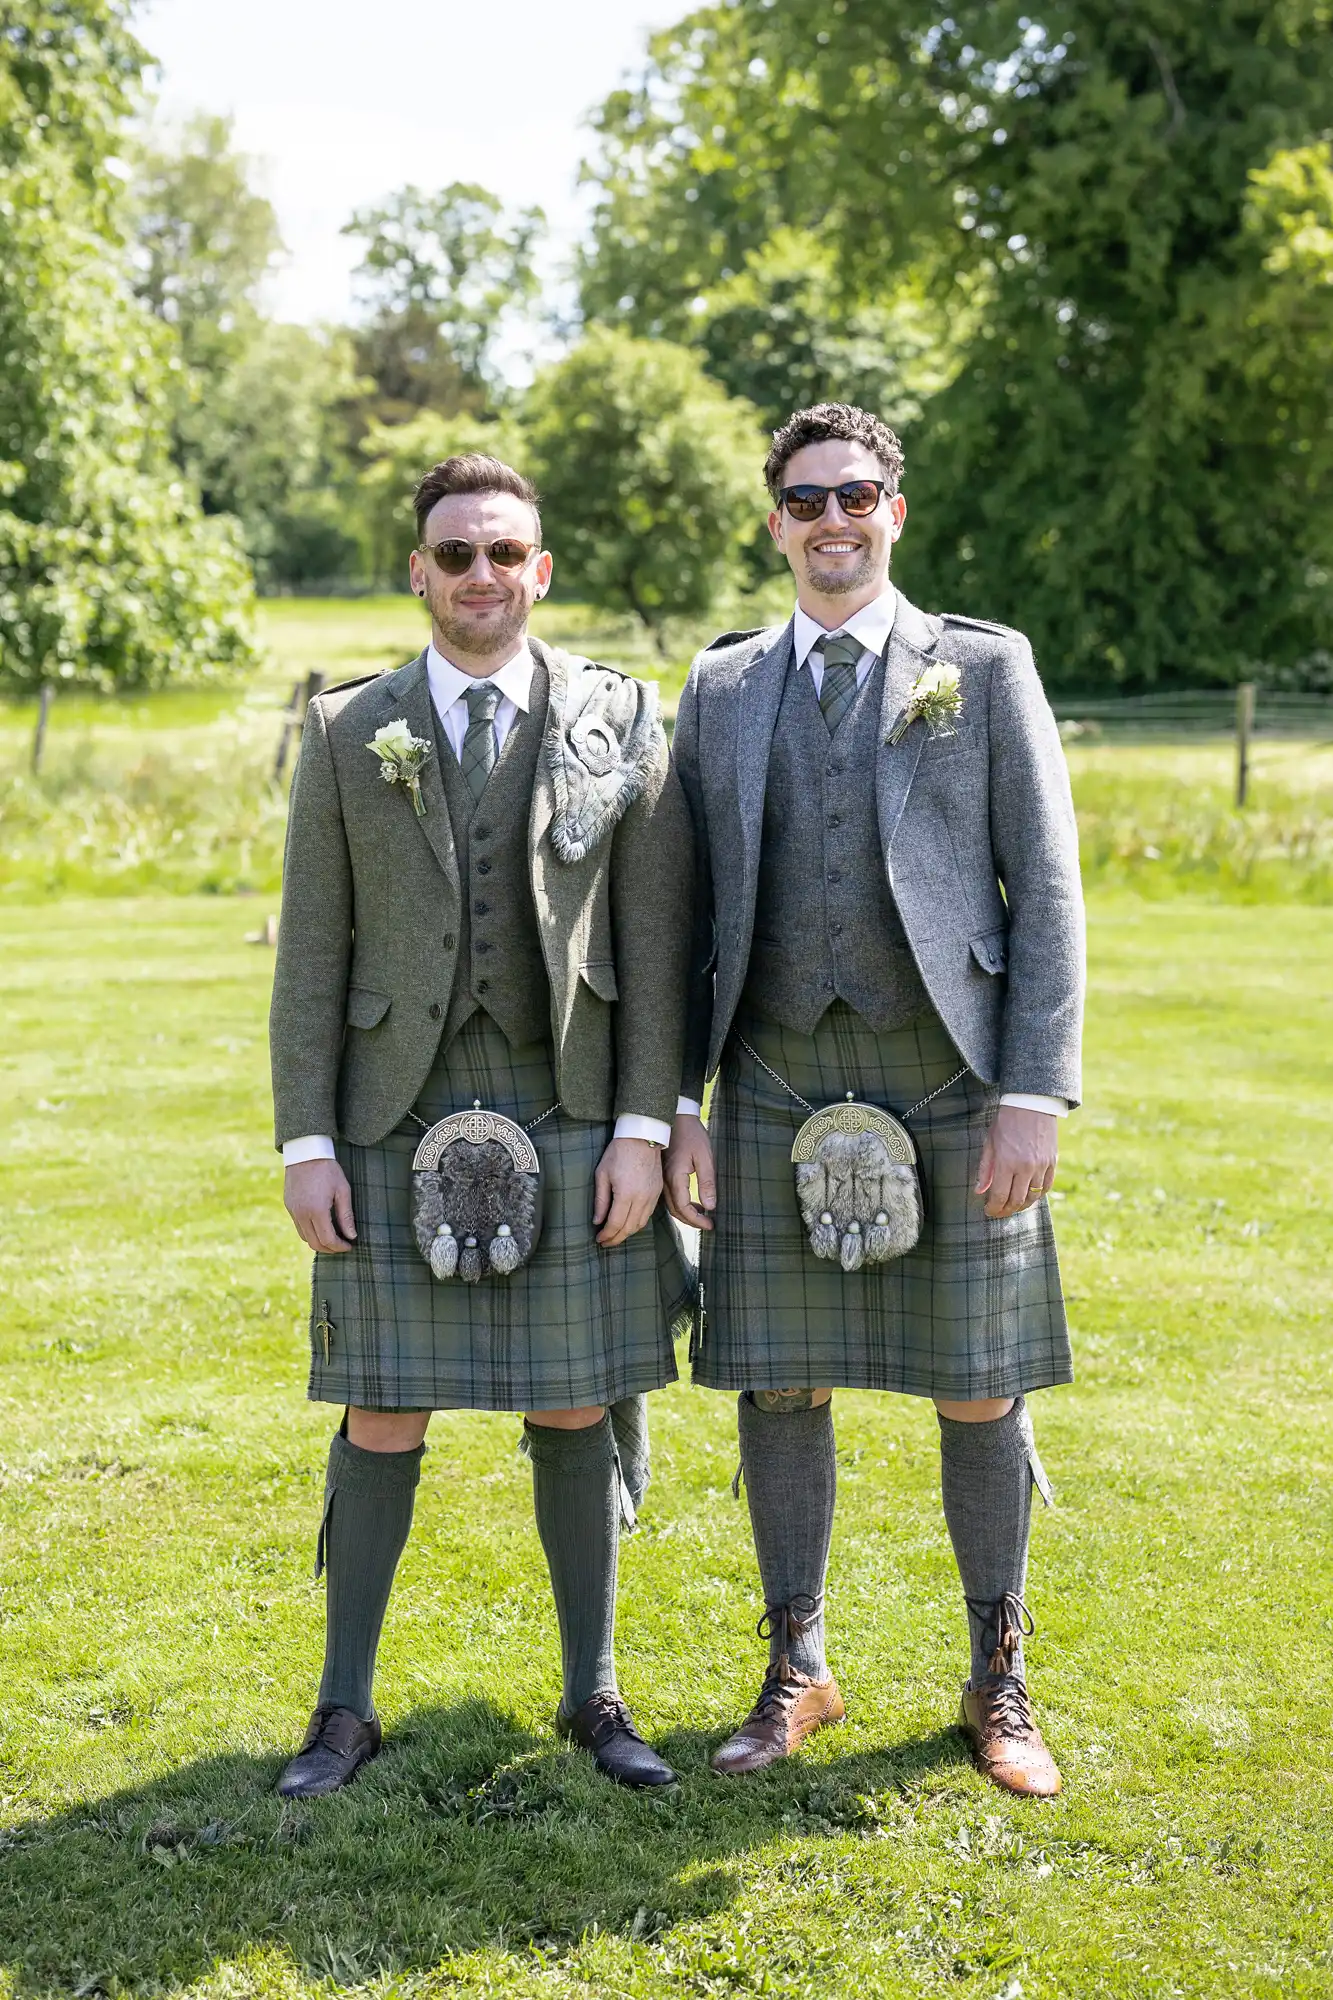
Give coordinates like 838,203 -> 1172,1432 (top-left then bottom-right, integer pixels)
792,585 -> 898,670
425,639 -> 534,718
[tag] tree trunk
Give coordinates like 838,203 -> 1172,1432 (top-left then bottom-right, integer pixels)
31,684 -> 53,775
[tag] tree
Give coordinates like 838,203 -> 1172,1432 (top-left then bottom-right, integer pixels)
524,329 -> 767,651
579,1 -> 1333,690
344,183 -> 543,422
0,2 -> 254,695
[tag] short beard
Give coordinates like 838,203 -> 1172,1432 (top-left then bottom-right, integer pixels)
430,590 -> 530,661
804,547 -> 881,597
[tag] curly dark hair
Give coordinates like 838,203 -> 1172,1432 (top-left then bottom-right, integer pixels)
412,454 -> 542,542
764,403 -> 905,502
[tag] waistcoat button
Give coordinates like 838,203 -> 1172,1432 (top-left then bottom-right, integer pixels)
476,939 -> 491,953
476,978 -> 490,994
474,825 -> 491,841
477,859 -> 492,874
474,899 -> 488,914
826,812 -> 840,829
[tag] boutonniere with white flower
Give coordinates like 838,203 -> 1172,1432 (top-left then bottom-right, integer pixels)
366,719 -> 432,816
888,661 -> 963,745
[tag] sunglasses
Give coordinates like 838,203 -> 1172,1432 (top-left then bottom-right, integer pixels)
421,537 -> 537,576
778,480 -> 887,522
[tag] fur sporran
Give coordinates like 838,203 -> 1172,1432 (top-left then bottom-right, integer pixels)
410,1105 -> 545,1283
736,1035 -> 970,1273
791,1101 -> 925,1271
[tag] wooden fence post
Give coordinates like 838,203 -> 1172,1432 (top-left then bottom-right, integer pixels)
1235,681 -> 1255,807
273,672 -> 327,783
31,684 -> 53,775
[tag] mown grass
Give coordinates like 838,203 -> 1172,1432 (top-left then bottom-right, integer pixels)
2,599 -> 1329,903
0,895 -> 1330,1998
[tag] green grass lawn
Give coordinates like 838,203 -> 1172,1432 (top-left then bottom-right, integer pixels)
1,894 -> 1330,1998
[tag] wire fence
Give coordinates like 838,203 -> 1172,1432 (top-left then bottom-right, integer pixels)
1053,690 -> 1333,742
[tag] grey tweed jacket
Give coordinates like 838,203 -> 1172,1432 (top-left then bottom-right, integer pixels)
673,590 -> 1085,1103
270,637 -> 693,1148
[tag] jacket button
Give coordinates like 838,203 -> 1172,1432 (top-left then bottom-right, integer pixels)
443,932 -> 456,949
476,978 -> 490,994
428,1002 -> 443,1021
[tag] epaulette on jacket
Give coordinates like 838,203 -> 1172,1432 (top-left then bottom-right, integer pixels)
941,611 -> 1020,640
322,669 -> 392,697
706,627 -> 765,651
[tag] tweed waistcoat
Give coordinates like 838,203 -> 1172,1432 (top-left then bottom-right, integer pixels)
741,652 -> 932,1034
436,659 -> 550,1050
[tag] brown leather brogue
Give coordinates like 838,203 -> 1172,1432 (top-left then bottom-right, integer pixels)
959,1675 -> 1062,1797
712,1665 -> 845,1775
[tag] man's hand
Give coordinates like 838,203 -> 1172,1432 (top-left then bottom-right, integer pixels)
285,1158 -> 357,1252
664,1113 -> 717,1230
593,1137 -> 664,1246
976,1106 -> 1059,1219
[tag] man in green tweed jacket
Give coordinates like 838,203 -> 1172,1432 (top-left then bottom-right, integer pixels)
270,453 -> 693,1797
665,404 -> 1084,1798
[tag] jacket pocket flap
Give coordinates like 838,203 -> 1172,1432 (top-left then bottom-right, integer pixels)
346,986 -> 391,1028
579,960 -> 619,1002
969,929 -> 1009,975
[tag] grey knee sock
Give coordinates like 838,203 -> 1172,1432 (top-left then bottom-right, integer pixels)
316,1431 -> 424,1722
737,1393 -> 836,1681
609,1395 -> 650,1518
526,1415 -> 620,1713
938,1395 -> 1044,1686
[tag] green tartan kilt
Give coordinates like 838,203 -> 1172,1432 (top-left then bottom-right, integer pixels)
307,1012 -> 693,1412
694,1002 -> 1072,1400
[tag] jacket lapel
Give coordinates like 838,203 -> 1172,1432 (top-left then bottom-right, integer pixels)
736,622 -> 794,879
385,651 -> 461,894
876,591 -> 944,852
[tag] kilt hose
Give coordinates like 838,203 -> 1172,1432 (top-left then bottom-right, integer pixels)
308,1012 -> 694,1412
694,1002 -> 1072,1400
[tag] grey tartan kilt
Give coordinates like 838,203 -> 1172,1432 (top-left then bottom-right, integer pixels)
307,1012 -> 693,1412
694,1002 -> 1072,1400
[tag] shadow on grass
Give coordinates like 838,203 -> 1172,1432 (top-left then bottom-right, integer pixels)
0,1696 -> 965,1990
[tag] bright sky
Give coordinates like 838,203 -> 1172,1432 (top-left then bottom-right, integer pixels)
135,0 -> 681,337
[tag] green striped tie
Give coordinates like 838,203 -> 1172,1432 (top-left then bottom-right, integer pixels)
814,633 -> 862,735
460,682 -> 500,803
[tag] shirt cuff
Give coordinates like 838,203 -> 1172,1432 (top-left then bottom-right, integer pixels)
283,1135 -> 337,1165
676,1096 -> 703,1119
998,1093 -> 1069,1118
613,1113 -> 672,1148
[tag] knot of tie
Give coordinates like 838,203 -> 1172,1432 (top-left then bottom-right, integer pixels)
464,681 -> 501,725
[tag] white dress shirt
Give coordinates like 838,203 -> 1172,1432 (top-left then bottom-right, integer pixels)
675,587 -> 1067,1122
284,638 -> 672,1165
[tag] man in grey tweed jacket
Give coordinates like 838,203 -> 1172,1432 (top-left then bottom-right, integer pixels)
270,454 -> 692,1799
665,403 -> 1084,1797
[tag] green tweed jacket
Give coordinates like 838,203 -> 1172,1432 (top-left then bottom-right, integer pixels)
270,637 -> 693,1148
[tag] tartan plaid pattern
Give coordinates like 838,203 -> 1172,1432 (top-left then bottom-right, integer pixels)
814,635 -> 861,733
460,682 -> 500,802
308,1012 -> 692,1412
694,1002 -> 1071,1400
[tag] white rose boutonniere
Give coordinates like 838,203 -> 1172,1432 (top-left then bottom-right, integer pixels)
367,719 -> 433,816
888,661 -> 963,745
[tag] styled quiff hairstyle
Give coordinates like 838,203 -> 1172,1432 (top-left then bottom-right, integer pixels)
764,403 -> 905,502
412,454 -> 542,542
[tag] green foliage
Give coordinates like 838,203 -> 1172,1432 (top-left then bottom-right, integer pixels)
579,1 -> 1333,692
344,183 -> 543,420
525,329 -> 768,647
130,113 -> 283,371
0,3 -> 255,694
